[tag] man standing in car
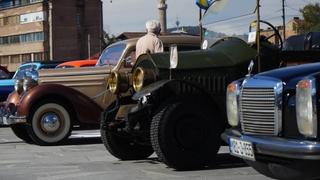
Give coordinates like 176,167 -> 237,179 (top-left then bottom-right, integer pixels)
136,20 -> 164,59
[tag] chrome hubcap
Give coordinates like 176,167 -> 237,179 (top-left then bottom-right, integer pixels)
41,113 -> 61,133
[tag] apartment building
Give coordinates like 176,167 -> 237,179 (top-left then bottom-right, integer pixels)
0,0 -> 103,71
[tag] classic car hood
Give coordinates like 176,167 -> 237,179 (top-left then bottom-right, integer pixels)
144,38 -> 256,70
254,63 -> 320,87
0,79 -> 15,87
39,66 -> 111,81
38,66 -> 112,86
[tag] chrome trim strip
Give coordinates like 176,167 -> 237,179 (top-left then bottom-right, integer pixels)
0,115 -> 27,125
223,129 -> 320,160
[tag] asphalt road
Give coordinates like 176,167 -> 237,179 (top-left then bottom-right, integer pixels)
0,127 -> 271,180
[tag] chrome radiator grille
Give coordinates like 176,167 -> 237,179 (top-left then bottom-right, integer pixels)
240,87 -> 278,135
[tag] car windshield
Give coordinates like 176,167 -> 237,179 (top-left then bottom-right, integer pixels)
96,43 -> 126,66
202,0 -> 310,48
13,64 -> 38,79
202,0 -> 256,46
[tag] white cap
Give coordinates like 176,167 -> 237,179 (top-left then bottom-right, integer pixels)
146,20 -> 161,33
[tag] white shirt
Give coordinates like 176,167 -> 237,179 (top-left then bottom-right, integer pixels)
135,32 -> 164,59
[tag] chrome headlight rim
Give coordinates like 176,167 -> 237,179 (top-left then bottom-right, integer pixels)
108,71 -> 119,94
22,77 -> 38,92
15,79 -> 24,94
132,67 -> 145,92
226,81 -> 241,127
296,77 -> 317,138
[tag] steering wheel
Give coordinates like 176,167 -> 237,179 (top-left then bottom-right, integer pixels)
258,20 -> 283,50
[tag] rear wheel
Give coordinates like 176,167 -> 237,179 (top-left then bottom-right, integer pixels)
150,99 -> 222,170
11,124 -> 33,143
26,100 -> 72,146
101,113 -> 154,160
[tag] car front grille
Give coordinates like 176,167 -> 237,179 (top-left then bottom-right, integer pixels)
239,79 -> 282,136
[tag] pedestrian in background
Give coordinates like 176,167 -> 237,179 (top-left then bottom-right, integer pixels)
135,20 -> 164,59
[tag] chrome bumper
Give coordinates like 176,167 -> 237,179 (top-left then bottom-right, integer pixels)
0,106 -> 26,125
222,129 -> 320,160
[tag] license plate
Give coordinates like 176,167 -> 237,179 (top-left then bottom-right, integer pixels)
229,138 -> 255,161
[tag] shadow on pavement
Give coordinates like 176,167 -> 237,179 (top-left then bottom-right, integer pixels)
58,137 -> 102,146
130,153 -> 248,171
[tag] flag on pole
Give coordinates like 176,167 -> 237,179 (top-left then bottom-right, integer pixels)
195,0 -> 214,10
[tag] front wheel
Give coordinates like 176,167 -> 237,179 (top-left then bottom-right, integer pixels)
100,115 -> 154,160
150,100 -> 223,170
26,101 -> 72,145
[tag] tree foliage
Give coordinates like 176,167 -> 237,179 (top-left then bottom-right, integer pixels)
298,3 -> 320,33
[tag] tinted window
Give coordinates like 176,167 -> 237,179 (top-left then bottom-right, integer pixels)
97,43 -> 126,66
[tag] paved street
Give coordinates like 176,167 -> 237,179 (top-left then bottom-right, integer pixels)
0,127 -> 271,180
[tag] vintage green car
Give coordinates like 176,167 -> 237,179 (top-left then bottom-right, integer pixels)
101,0 -> 309,170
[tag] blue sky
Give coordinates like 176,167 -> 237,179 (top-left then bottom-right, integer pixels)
102,0 -> 319,36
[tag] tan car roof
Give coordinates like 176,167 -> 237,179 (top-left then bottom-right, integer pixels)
115,34 -> 201,48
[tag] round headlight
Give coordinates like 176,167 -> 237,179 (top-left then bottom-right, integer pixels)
133,67 -> 144,92
23,77 -> 38,92
132,67 -> 156,92
108,72 -> 119,94
15,79 -> 24,94
108,71 -> 129,94
296,78 -> 317,138
226,81 -> 240,127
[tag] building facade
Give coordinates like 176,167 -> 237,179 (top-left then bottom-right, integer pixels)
0,0 -> 103,71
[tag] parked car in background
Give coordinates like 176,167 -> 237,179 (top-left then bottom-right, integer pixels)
56,59 -> 98,69
0,62 -> 60,102
100,0 -> 320,171
0,66 -> 10,79
0,34 -> 200,145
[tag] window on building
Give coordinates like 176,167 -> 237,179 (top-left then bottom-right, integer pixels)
34,52 -> 44,61
22,54 -> 31,62
0,31 -> 44,45
10,55 -> 20,64
9,35 -> 20,44
0,56 -> 9,65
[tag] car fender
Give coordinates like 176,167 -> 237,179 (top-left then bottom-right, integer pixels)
132,79 -> 226,124
18,84 -> 102,124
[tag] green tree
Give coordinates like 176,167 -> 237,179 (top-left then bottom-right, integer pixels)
298,3 -> 320,33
